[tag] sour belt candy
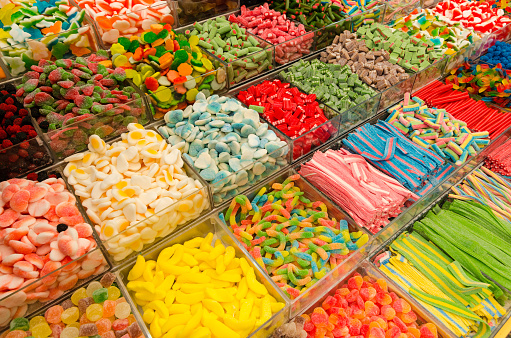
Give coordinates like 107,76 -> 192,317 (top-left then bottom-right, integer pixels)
386,94 -> 491,165
126,235 -> 285,337
299,148 -> 418,233
272,273 -> 439,338
73,0 -> 175,45
158,93 -> 289,205
220,174 -> 369,299
378,199 -> 510,337
1,272 -> 142,338
185,16 -> 274,85
228,4 -> 314,65
0,0 -> 96,77
109,24 -> 227,119
0,177 -> 107,325
485,141 -> 511,176
63,123 -> 209,261
280,58 -> 378,113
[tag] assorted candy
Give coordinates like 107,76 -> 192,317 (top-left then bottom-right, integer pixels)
0,177 -> 107,325
63,123 -> 209,261
430,0 -> 511,34
415,79 -> 511,138
158,93 -> 289,205
126,235 -> 286,337
1,272 -> 140,338
0,82 -> 53,180
378,199 -> 509,337
237,79 -> 334,160
386,94 -> 491,165
109,24 -> 227,119
272,272 -> 439,338
0,0 -> 97,77
73,0 -> 175,45
300,148 -> 417,233
229,4 -> 314,65
393,9 -> 481,55
185,16 -> 274,85
220,175 -> 370,299
280,58 -> 378,114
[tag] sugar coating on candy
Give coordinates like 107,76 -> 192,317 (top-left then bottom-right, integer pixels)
229,4 -> 314,65
63,123 -> 209,261
281,58 -> 378,115
300,148 -> 417,233
485,140 -> 511,176
386,95 -> 491,166
159,94 -> 288,204
273,273 -> 438,338
73,0 -> 175,44
222,174 -> 369,298
110,24 -> 226,119
380,208 -> 508,338
0,177 -> 107,324
126,234 -> 285,338
3,275 -> 130,338
187,16 -> 273,85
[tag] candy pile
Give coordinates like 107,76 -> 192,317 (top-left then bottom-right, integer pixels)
393,9 -> 480,54
221,175 -> 369,298
386,94 -> 491,165
186,16 -> 273,85
269,0 -> 345,27
2,272 -> 141,338
0,177 -> 107,324
110,24 -> 226,118
450,166 -> 511,220
414,79 -> 511,138
300,149 -> 417,233
378,199 -> 509,337
73,0 -> 175,45
272,273 -> 439,338
63,123 -> 209,261
26,169 -> 61,182
158,93 -> 289,204
0,0 -> 96,77
318,31 -> 410,90
228,4 -> 314,65
127,235 -> 285,337
430,0 -> 511,34
485,140 -> 511,176
280,58 -> 378,112
481,41 -> 511,69
356,23 -> 442,72
343,121 -> 452,195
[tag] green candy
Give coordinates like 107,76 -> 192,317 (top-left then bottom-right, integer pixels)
10,318 -> 29,331
118,37 -> 131,51
52,42 -> 70,59
143,31 -> 158,44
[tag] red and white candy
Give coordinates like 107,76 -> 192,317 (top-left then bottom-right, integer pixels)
229,4 -> 315,65
0,178 -> 107,326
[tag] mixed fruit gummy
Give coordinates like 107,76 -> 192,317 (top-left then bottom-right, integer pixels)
2,273 -> 142,338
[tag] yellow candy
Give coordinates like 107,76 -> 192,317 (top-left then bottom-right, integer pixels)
190,327 -> 211,338
168,304 -> 190,314
128,255 -> 146,280
110,43 -> 126,55
143,309 -> 155,324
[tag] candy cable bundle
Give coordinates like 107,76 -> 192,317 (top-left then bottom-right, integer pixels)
485,139 -> 511,176
414,80 -> 511,138
386,94 -> 491,165
342,121 -> 447,195
299,148 -> 418,233
220,175 -> 369,299
450,166 -> 511,222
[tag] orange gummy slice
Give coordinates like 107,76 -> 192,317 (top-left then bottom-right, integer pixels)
42,21 -> 62,35
97,16 -> 113,30
177,63 -> 192,76
70,44 -> 90,57
167,70 -> 179,82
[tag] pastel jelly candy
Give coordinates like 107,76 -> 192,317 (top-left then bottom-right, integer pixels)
63,123 -> 209,261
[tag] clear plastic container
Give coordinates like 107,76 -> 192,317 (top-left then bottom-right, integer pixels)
116,214 -> 290,338
381,0 -> 422,25
377,73 -> 417,112
155,107 -> 291,206
0,16 -> 100,79
285,259 -> 455,338
229,70 -> 381,162
175,0 -> 240,26
217,167 -> 373,313
411,56 -> 449,92
33,85 -> 151,161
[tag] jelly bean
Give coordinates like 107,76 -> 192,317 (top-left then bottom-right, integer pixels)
63,123 -> 209,261
158,93 -> 289,205
272,273 -> 438,338
222,174 -> 369,298
127,235 -> 285,338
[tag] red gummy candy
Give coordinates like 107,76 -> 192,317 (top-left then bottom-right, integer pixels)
145,77 -> 159,91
